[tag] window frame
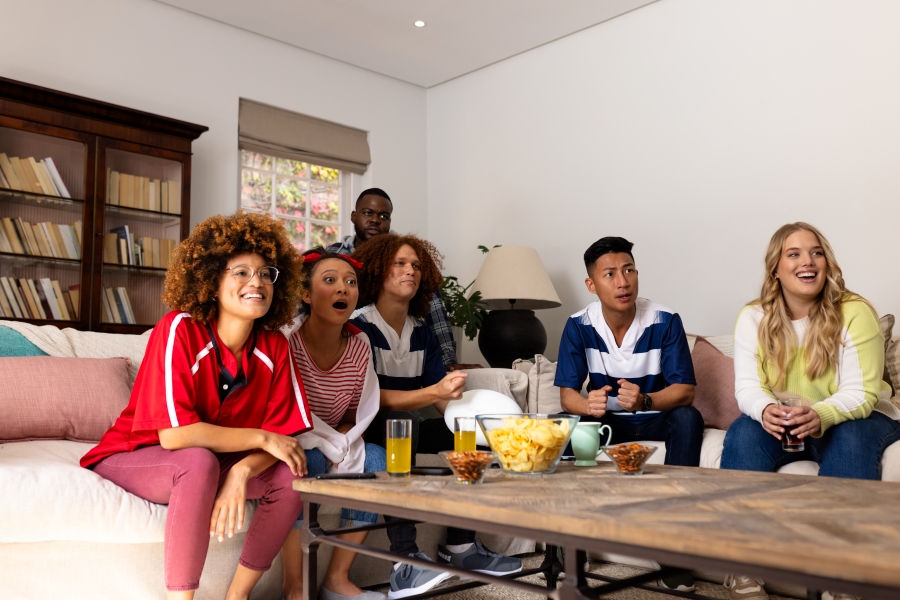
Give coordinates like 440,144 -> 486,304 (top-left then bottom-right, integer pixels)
238,149 -> 349,252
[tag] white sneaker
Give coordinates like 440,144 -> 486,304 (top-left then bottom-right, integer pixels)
724,574 -> 769,600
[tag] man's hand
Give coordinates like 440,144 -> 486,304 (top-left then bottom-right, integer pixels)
782,405 -> 821,440
616,379 -> 642,412
586,386 -> 611,418
447,363 -> 483,371
435,372 -> 467,401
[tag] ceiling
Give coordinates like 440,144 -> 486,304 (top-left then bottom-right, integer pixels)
155,0 -> 658,88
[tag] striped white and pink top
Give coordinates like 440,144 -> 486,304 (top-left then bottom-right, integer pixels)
288,324 -> 369,429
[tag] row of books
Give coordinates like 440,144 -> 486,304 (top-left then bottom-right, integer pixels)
0,217 -> 82,260
0,276 -> 79,321
100,286 -> 137,325
107,171 -> 181,214
0,153 -> 71,198
102,225 -> 176,268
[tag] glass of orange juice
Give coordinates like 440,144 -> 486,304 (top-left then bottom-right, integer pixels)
386,419 -> 412,477
454,417 -> 477,452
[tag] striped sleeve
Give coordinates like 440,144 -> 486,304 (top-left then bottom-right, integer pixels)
733,305 -> 777,424
132,312 -> 202,432
811,300 -> 884,435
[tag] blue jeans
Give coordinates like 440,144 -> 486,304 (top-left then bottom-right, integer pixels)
579,406 -> 704,467
293,443 -> 386,529
721,412 -> 900,480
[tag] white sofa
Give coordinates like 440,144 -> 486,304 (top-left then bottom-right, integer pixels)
511,333 -> 900,480
0,324 -> 533,600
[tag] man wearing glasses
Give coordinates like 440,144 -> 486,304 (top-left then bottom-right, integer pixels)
327,188 -> 481,371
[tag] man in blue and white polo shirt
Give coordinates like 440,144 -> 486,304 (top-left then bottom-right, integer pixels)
555,236 -> 703,467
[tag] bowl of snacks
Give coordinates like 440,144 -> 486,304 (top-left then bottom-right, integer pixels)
476,414 -> 579,474
599,443 -> 657,475
439,450 -> 497,485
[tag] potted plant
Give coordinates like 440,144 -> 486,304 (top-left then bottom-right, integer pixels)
439,245 -> 498,341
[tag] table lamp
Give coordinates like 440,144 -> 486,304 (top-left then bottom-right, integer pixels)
470,246 -> 561,368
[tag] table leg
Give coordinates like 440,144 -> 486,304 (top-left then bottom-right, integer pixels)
541,544 -> 562,590
558,548 -> 591,600
807,591 -> 822,600
301,500 -> 320,600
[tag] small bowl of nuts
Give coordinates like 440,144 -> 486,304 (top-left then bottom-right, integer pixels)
599,443 -> 657,475
439,450 -> 497,485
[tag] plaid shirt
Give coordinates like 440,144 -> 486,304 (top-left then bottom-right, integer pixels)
327,235 -> 458,367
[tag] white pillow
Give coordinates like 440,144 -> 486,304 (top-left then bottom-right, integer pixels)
443,389 -> 523,446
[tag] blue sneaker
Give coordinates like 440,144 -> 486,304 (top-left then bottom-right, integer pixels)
437,539 -> 523,577
388,552 -> 452,599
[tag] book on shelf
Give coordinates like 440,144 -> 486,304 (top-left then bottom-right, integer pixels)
68,285 -> 80,319
0,154 -> 22,190
43,158 -> 70,198
0,164 -> 8,189
0,276 -> 78,321
0,218 -> 83,259
107,170 -> 180,214
29,157 -> 55,196
0,153 -> 71,197
104,287 -> 124,324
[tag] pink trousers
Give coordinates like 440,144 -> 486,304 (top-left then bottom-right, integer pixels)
94,445 -> 301,591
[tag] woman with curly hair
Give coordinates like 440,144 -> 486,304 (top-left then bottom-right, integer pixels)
350,234 -> 521,599
80,211 -> 313,600
279,247 -> 386,600
720,223 -> 900,600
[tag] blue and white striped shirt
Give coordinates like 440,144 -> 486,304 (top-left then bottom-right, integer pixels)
351,304 -> 445,392
554,298 -> 695,419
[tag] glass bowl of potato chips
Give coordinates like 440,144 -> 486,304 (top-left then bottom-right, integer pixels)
476,414 -> 580,474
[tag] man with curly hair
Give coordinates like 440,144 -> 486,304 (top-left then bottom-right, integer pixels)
326,187 -> 481,371
81,211 -> 312,600
350,233 -> 522,599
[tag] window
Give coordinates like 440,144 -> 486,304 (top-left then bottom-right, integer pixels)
240,150 -> 342,252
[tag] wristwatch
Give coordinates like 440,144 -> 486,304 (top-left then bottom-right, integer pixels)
641,393 -> 653,412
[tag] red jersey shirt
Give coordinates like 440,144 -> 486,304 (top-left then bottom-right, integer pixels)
81,311 -> 313,468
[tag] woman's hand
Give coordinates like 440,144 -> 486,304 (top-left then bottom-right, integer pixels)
761,404 -> 787,439
783,405 -> 821,440
210,466 -> 249,542
262,432 -> 307,476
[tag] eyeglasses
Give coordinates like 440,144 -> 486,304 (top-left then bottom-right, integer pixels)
226,265 -> 279,285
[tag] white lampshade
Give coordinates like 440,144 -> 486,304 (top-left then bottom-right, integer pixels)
470,246 -> 561,311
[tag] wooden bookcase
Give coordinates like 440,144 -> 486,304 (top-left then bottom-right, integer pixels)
0,76 -> 207,333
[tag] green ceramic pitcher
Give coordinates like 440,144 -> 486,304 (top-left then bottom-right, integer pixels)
571,422 -> 613,466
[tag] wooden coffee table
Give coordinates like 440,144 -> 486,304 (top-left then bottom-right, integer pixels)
293,463 -> 900,600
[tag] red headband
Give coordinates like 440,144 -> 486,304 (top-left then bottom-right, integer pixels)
302,252 -> 363,270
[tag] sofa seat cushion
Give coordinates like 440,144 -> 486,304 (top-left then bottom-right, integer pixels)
691,338 -> 742,431
0,440 -> 259,544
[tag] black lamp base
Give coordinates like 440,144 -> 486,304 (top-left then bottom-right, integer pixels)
477,309 -> 547,369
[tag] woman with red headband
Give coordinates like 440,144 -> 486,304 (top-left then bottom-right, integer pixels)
280,248 -> 386,600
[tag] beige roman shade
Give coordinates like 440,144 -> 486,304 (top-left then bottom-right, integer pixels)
238,99 -> 371,174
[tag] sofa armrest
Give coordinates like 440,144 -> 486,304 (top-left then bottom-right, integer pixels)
460,368 -> 528,411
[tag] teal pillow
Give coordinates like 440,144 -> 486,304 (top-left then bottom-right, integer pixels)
0,326 -> 48,357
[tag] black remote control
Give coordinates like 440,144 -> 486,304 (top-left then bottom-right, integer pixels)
315,472 -> 377,480
410,466 -> 452,476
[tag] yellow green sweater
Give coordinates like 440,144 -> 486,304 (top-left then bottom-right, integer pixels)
733,299 -> 898,435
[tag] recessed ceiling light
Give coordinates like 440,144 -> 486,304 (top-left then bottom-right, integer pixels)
414,21 -> 426,27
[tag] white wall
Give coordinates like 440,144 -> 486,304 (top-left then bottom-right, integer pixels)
0,0 -> 427,235
427,0 -> 900,363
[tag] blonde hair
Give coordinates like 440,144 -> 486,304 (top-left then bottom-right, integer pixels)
752,222 -> 870,388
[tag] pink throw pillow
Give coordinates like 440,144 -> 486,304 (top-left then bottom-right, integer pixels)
691,337 -> 742,431
0,357 -> 131,443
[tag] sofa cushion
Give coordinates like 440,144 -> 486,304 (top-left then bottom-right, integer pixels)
0,356 -> 131,443
0,326 -> 48,357
690,337 -> 742,431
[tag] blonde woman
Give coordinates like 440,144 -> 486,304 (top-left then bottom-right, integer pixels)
720,223 -> 900,600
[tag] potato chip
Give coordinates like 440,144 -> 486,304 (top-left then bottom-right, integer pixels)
483,417 -> 572,473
